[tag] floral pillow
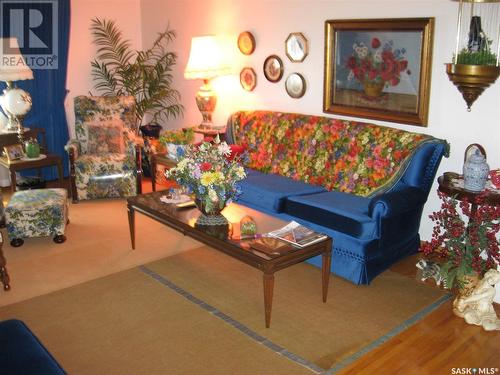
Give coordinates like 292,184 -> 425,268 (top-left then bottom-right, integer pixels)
86,119 -> 125,155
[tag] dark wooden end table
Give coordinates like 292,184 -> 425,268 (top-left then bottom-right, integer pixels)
127,192 -> 332,328
438,173 -> 500,209
0,153 -> 64,192
192,126 -> 227,142
150,153 -> 177,192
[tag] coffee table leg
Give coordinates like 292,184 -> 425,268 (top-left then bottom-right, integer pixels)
263,271 -> 274,328
322,243 -> 332,303
127,205 -> 135,250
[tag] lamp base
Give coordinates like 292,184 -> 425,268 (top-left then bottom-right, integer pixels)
195,80 -> 217,130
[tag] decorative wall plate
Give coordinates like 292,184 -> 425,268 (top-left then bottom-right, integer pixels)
240,67 -> 257,91
285,73 -> 306,98
237,31 -> 256,55
285,32 -> 308,62
263,55 -> 284,83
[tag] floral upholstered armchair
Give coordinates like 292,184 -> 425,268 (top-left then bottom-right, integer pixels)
66,96 -> 142,202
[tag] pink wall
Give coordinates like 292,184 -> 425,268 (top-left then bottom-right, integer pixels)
65,0 -> 142,137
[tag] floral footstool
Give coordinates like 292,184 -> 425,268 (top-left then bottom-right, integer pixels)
5,189 -> 69,247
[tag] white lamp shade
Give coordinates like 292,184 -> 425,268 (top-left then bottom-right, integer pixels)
184,35 -> 229,80
0,37 -> 34,82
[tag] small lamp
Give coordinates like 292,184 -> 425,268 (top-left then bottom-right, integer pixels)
446,0 -> 500,110
0,37 -> 34,137
184,35 -> 229,130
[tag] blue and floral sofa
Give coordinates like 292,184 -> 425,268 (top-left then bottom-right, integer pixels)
227,111 -> 449,285
66,96 -> 142,202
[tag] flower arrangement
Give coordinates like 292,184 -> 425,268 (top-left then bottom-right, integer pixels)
159,128 -> 195,160
346,37 -> 410,87
165,139 -> 246,214
420,191 -> 500,291
159,128 -> 194,145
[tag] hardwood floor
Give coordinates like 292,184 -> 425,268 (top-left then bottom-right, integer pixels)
339,255 -> 500,375
2,177 -> 499,374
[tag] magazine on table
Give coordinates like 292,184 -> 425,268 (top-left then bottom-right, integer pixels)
267,221 -> 327,248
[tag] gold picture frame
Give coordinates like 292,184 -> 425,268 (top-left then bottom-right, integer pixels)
263,55 -> 284,83
240,67 -> 257,91
285,32 -> 308,62
285,73 -> 306,98
4,144 -> 24,162
237,31 -> 256,55
323,18 -> 434,126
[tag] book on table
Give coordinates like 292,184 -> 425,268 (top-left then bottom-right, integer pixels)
267,221 -> 327,247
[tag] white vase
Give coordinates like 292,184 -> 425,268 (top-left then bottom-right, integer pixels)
463,152 -> 489,192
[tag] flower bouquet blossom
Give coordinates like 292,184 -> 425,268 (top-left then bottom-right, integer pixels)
346,37 -> 410,96
420,191 -> 500,292
159,128 -> 195,160
165,138 -> 246,223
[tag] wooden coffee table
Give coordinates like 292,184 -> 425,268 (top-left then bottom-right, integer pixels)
127,192 -> 332,328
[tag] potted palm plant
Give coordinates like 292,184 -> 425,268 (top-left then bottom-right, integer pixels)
90,18 -> 183,132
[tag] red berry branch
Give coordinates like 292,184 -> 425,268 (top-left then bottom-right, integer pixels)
420,191 -> 500,290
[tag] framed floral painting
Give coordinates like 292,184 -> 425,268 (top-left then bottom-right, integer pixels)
323,18 -> 434,126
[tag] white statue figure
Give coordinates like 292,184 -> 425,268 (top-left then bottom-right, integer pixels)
453,269 -> 500,331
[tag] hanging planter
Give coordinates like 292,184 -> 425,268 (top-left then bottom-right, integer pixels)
446,63 -> 500,110
446,0 -> 500,110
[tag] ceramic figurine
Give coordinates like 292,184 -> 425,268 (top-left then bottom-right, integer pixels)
463,146 -> 489,192
416,259 -> 445,286
453,269 -> 500,331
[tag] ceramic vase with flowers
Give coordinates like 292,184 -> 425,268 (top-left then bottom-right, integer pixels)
165,137 -> 246,225
421,191 -> 500,301
346,37 -> 410,98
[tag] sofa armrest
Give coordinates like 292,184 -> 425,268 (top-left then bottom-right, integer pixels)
369,186 -> 427,219
369,186 -> 428,246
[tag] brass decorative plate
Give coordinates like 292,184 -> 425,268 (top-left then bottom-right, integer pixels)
237,31 -> 256,55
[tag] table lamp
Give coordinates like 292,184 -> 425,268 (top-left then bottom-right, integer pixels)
184,35 -> 229,130
0,37 -> 34,137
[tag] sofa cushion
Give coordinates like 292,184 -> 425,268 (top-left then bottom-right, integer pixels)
285,191 -> 378,239
238,171 -> 325,213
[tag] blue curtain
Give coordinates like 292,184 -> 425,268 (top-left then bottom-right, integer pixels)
0,0 -> 70,179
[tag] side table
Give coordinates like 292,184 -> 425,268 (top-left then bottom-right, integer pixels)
150,153 -> 177,192
192,126 -> 226,142
0,154 -> 64,192
438,173 -> 500,212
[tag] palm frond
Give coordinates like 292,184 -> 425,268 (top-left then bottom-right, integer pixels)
90,18 -> 183,124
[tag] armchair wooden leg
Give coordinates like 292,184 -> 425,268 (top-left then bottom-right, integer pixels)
68,148 -> 78,203
135,144 -> 143,195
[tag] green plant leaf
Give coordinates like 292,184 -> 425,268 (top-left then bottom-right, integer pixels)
90,18 -> 184,127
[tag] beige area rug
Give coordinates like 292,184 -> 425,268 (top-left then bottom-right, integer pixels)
0,198 -> 201,307
0,246 -> 448,374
